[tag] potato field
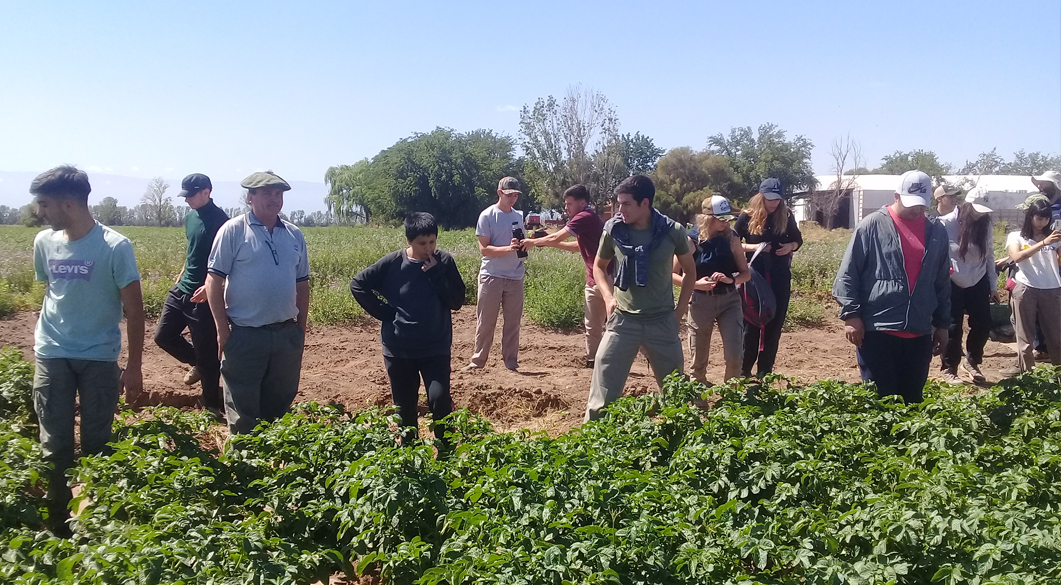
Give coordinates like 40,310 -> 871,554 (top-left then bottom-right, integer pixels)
1,346 -> 1059,584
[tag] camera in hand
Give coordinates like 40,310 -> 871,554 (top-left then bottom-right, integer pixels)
512,221 -> 528,258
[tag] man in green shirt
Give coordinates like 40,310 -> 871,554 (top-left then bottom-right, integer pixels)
585,175 -> 696,421
154,173 -> 229,416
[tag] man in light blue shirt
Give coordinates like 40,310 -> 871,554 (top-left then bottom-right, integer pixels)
465,177 -> 526,371
30,165 -> 144,534
206,171 -> 310,434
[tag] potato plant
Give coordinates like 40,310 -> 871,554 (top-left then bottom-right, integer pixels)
1,349 -> 1059,584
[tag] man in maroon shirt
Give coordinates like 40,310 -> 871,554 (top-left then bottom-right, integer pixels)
522,185 -> 609,367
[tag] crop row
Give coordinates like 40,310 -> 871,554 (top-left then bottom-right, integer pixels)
1,347 -> 1059,584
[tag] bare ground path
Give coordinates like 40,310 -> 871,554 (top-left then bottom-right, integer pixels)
0,311 -> 1020,436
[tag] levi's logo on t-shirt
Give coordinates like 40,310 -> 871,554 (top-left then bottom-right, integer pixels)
49,259 -> 94,280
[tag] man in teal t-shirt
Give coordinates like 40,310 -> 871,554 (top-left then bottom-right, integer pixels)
30,165 -> 144,534
153,173 -> 229,416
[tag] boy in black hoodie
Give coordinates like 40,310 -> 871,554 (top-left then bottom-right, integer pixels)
350,213 -> 466,445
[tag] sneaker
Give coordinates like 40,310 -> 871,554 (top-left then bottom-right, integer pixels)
183,366 -> 201,386
940,368 -> 962,384
999,364 -> 1022,377
460,363 -> 483,372
961,361 -> 986,383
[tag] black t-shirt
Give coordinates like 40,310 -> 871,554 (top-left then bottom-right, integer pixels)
733,212 -> 803,278
686,226 -> 739,292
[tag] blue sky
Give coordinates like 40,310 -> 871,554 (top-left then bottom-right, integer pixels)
1,0 -> 1059,196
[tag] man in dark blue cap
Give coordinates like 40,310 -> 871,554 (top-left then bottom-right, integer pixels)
153,173 -> 229,417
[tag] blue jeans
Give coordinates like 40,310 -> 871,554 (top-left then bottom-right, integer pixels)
33,357 -> 121,525
856,332 -> 932,404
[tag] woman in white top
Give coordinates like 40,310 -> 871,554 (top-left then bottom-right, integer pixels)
1006,199 -> 1061,372
938,189 -> 995,383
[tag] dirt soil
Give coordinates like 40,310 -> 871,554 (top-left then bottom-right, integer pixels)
0,310 -> 1022,436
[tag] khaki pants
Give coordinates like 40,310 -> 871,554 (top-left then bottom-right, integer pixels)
584,310 -> 684,421
1010,282 -> 1061,372
471,275 -> 524,369
687,290 -> 744,383
584,285 -> 607,360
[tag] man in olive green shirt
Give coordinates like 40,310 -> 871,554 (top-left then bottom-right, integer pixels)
154,173 -> 229,415
585,175 -> 696,421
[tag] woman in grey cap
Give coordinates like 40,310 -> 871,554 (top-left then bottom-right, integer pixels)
733,178 -> 802,378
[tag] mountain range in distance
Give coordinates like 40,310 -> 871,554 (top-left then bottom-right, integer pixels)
0,171 -> 329,213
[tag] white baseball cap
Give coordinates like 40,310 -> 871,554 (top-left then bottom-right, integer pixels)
896,170 -> 932,207
702,195 -> 736,221
965,185 -> 993,213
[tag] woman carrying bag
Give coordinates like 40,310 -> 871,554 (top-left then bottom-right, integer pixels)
937,187 -> 995,383
672,195 -> 750,384
734,178 -> 802,378
1007,199 -> 1061,372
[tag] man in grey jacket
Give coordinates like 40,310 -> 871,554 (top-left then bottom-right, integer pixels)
833,170 -> 951,403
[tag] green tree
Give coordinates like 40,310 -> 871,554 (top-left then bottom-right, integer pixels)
139,177 -> 175,226
326,127 -> 522,229
519,85 -> 622,210
872,149 -> 952,180
19,203 -> 41,227
707,123 -> 817,197
91,196 -> 127,226
957,148 -> 1061,176
651,147 -> 740,224
621,132 -> 666,176
325,159 -> 378,223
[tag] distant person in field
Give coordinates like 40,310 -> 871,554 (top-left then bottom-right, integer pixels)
833,170 -> 951,404
584,175 -> 696,421
932,184 -> 962,218
937,187 -> 995,384
153,173 -> 229,418
205,171 -> 309,434
673,195 -> 750,384
465,176 -> 527,371
1005,199 -> 1061,372
733,178 -> 802,378
350,212 -> 466,446
520,184 -> 608,368
29,165 -> 144,534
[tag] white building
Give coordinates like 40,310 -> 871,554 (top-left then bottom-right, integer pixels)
792,174 -> 1041,229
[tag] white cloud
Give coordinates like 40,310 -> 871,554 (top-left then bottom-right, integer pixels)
130,166 -> 140,172
495,104 -> 519,112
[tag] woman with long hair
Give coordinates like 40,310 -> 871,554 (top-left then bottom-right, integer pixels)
672,195 -> 750,383
937,188 -> 995,383
733,178 -> 802,377
1007,199 -> 1061,372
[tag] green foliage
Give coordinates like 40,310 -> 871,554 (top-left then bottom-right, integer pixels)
708,123 -> 818,198
958,148 -> 1061,176
518,86 -> 626,211
326,128 -> 524,229
652,147 -> 741,224
2,345 -> 1061,584
524,247 -> 587,329
873,149 -> 953,181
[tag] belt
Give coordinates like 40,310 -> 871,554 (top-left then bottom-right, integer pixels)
694,286 -> 737,296
231,318 -> 297,330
